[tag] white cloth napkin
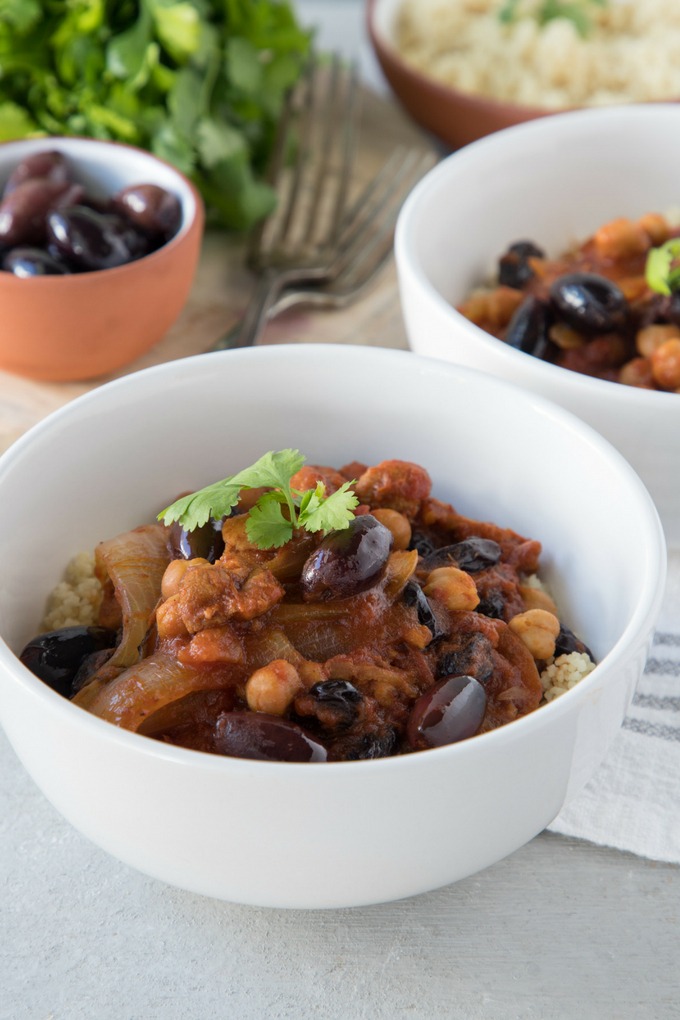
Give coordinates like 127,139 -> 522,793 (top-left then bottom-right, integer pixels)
548,549 -> 680,864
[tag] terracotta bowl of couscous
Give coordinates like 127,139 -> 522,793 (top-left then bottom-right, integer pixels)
367,0 -> 680,149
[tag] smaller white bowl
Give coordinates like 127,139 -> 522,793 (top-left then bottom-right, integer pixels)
0,345 -> 666,908
395,104 -> 680,545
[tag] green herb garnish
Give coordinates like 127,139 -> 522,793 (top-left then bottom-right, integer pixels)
0,1 -> 311,230
158,449 -> 360,550
498,0 -> 607,38
645,239 -> 680,296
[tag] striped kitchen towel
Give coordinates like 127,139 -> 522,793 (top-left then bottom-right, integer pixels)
548,549 -> 680,864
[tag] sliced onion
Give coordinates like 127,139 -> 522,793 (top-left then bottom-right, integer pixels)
74,651 -> 230,731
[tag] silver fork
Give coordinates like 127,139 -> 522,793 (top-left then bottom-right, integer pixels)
210,147 -> 437,351
223,53 -> 360,350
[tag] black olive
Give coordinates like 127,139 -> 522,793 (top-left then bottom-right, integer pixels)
498,240 -> 545,289
402,579 -> 445,641
2,246 -> 70,277
476,591 -> 506,619
549,272 -> 629,335
554,624 -> 594,662
504,295 -> 555,360
344,728 -> 397,760
46,205 -> 149,271
408,531 -> 437,557
300,679 -> 363,731
436,633 -> 496,685
406,675 -> 487,750
212,712 -> 327,762
19,625 -> 117,698
168,518 -> 225,563
300,515 -> 393,602
422,536 -> 502,572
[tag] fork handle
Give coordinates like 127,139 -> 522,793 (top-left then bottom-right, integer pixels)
214,270 -> 286,351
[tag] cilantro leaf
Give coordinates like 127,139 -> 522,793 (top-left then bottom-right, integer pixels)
158,449 -> 358,550
298,481 -> 359,534
245,492 -> 294,548
646,239 -> 680,296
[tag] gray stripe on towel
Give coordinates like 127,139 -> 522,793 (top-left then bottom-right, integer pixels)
623,717 -> 680,741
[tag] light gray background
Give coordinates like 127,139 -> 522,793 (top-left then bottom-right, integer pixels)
2,4 -> 679,1018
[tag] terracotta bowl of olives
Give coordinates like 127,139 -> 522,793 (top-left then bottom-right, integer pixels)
0,345 -> 665,908
0,137 -> 204,381
395,104 -> 680,546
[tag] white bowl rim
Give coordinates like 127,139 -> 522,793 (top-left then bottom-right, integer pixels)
0,344 -> 667,773
395,103 -> 680,411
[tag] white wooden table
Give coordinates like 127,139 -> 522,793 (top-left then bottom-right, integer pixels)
1,4 -> 679,1018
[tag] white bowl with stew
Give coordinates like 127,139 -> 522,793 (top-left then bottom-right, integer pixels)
395,104 -> 680,546
0,344 -> 665,908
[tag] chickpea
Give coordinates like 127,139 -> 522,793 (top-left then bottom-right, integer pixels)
519,584 -> 558,615
371,508 -> 412,550
424,566 -> 479,612
508,609 -> 560,660
635,323 -> 680,359
156,594 -> 188,639
246,659 -> 302,716
180,626 -> 244,666
619,357 -> 655,389
593,217 -> 649,261
548,323 -> 585,351
637,212 -> 671,247
160,557 -> 210,600
486,286 -> 524,328
651,338 -> 680,390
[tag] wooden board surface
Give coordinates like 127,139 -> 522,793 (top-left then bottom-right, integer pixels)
0,87 -> 434,454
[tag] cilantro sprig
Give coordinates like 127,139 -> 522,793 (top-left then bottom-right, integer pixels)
645,239 -> 680,297
498,0 -> 607,38
158,449 -> 359,550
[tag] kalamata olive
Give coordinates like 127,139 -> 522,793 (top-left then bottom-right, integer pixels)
111,183 -> 181,239
549,272 -> 629,334
3,150 -> 70,195
300,515 -> 393,601
0,178 -> 73,246
2,246 -> 70,277
300,679 -> 363,730
19,625 -> 117,698
168,518 -> 225,564
408,531 -> 437,557
504,295 -> 554,360
554,624 -> 594,661
498,240 -> 545,289
422,536 -> 502,572
213,712 -> 327,762
402,579 -> 445,641
436,634 -> 496,685
475,590 -> 505,619
407,675 -> 487,750
344,728 -> 397,760
46,205 -> 149,270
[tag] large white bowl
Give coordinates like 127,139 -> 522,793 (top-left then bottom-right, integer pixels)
395,104 -> 680,546
0,345 -> 666,908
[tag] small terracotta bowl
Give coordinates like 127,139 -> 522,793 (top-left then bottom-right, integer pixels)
0,137 -> 204,382
367,0 -> 562,149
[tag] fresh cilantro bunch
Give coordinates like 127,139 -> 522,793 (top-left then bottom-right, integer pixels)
0,0 -> 311,230
498,0 -> 607,37
159,449 -> 360,550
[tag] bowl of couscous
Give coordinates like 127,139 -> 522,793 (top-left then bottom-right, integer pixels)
367,0 -> 680,149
